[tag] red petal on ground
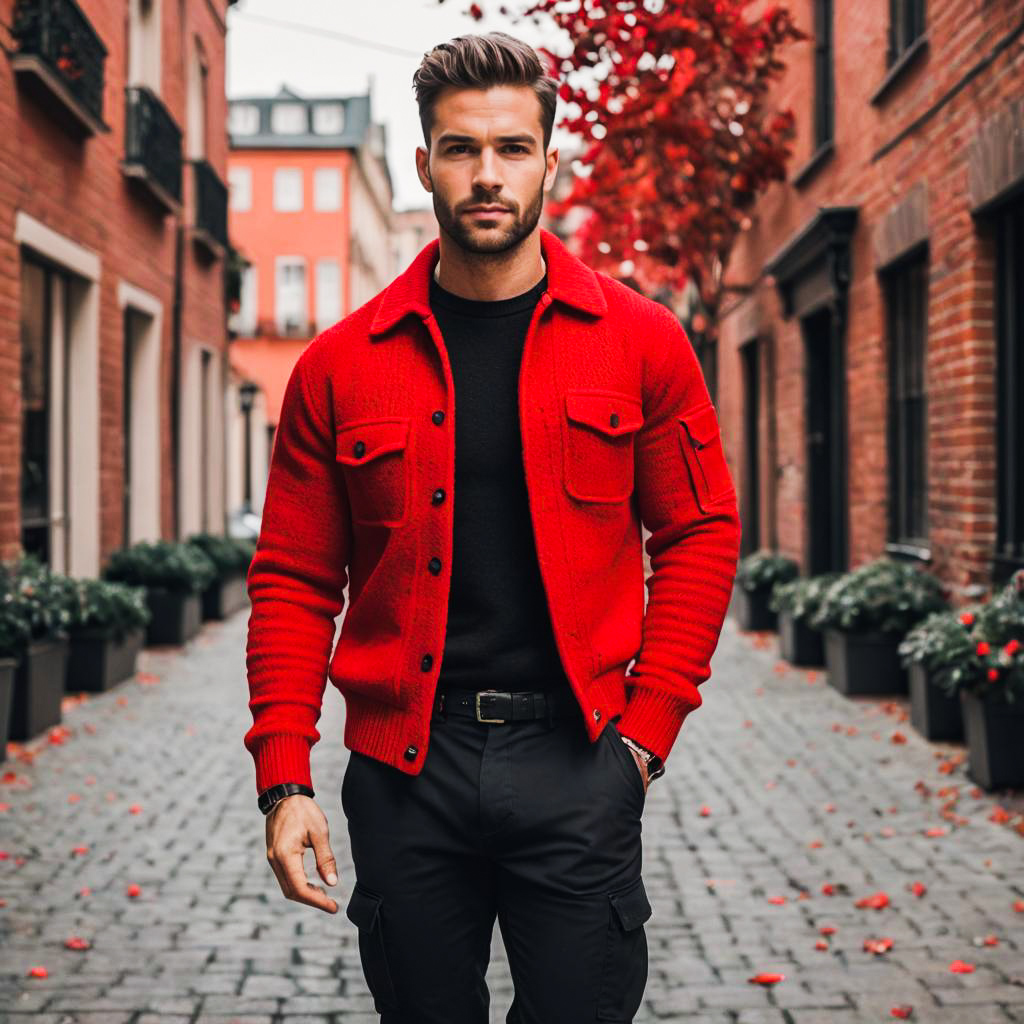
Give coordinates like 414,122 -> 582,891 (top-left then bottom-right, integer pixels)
891,1006 -> 914,1019
699,805 -> 711,816
863,937 -> 894,954
820,925 -> 837,935
767,896 -> 786,905
821,883 -> 836,895
27,966 -> 48,978
890,731 -> 907,744
128,804 -> 143,815
1014,900 -> 1024,913
949,960 -> 975,973
64,936 -> 90,950
855,891 -> 890,909
748,972 -> 785,985
126,884 -> 141,899
71,845 -> 89,856
924,827 -> 946,837
814,939 -> 829,950
910,881 -> 927,897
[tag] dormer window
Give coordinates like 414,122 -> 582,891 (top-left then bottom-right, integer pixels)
271,102 -> 307,135
229,104 -> 260,135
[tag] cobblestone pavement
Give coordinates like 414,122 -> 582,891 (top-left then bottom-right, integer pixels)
1,600 -> 1023,1024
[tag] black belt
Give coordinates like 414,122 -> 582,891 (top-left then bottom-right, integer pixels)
433,686 -> 575,724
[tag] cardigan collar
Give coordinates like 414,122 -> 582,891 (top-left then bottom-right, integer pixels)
369,226 -> 607,337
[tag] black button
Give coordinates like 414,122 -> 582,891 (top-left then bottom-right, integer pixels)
432,410 -> 445,425
353,440 -> 366,457
428,557 -> 442,575
609,412 -> 619,428
431,488 -> 446,505
404,745 -> 418,762
420,654 -> 433,671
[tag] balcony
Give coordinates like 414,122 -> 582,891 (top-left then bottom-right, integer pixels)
190,159 -> 228,257
11,0 -> 108,137
122,85 -> 183,213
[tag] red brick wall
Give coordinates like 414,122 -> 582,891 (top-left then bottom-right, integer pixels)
0,0 -> 232,565
718,0 -> 1024,601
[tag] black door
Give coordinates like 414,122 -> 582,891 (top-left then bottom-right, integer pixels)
740,339 -> 760,556
803,308 -> 849,574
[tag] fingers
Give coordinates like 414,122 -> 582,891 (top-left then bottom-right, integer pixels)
265,800 -> 340,914
310,831 -> 339,888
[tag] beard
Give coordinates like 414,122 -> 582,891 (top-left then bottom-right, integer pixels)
431,176 -> 545,257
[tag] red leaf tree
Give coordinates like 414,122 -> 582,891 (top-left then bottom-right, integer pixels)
441,0 -> 806,334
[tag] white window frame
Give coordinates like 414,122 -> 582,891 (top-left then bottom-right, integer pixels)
275,256 -> 307,334
273,168 -> 303,212
313,167 -> 342,211
228,166 -> 252,211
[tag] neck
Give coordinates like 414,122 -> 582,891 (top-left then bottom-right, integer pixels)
432,241 -> 546,299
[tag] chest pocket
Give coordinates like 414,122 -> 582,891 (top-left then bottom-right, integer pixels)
335,417 -> 410,527
563,389 -> 644,504
678,401 -> 733,513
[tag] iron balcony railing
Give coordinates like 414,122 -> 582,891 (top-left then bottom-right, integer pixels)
124,85 -> 183,209
191,159 -> 229,252
11,0 -> 107,131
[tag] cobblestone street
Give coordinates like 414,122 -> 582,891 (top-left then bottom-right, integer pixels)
1,601 -> 1023,1024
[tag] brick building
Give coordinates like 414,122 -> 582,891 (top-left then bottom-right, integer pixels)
718,0 -> 1024,600
0,0 -> 235,575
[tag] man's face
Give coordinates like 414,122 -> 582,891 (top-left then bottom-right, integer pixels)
416,85 -> 557,255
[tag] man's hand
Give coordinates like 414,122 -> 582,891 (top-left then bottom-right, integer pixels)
265,794 -> 340,913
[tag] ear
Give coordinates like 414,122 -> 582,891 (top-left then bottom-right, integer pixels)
415,146 -> 433,192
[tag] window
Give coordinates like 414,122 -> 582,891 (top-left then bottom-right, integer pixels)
312,103 -> 345,135
995,198 -> 1024,578
315,260 -> 341,330
883,250 -> 929,553
20,255 -> 72,570
229,103 -> 260,136
228,166 -> 252,211
128,0 -> 161,93
273,168 -> 302,212
229,264 -> 258,335
271,102 -> 307,135
313,167 -> 342,211
813,0 -> 834,150
888,0 -> 925,66
275,257 -> 307,335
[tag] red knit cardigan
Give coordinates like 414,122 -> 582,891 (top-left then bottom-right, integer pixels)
244,228 -> 742,793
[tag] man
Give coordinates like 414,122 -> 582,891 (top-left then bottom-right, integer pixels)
244,30 -> 741,1024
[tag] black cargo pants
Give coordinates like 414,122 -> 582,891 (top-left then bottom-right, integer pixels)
340,697 -> 652,1023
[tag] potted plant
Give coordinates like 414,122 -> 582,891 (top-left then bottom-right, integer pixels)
953,572 -> 1024,790
1,554 -> 75,742
0,571 -> 32,756
187,533 -> 254,621
733,550 -> 799,631
769,572 -> 843,667
64,578 -> 152,692
103,540 -> 216,646
809,558 -> 948,697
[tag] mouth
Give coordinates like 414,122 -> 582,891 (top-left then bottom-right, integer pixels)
465,206 -> 510,215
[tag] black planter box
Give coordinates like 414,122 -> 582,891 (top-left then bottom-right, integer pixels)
960,688 -> 1024,791
8,635 -> 69,741
908,662 -> 963,741
733,585 -> 777,631
201,571 -> 248,621
0,656 -> 17,757
778,609 -> 825,666
823,627 -> 908,696
145,588 -> 201,646
66,627 -> 145,692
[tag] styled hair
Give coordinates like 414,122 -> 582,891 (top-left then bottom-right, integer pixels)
412,31 -> 558,151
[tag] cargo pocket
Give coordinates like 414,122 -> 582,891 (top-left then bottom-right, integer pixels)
596,875 -> 652,1020
678,401 -> 733,514
345,883 -> 400,1012
564,389 -> 644,503
336,417 -> 410,527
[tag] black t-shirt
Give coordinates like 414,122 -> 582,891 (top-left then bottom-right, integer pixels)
428,269 -> 571,694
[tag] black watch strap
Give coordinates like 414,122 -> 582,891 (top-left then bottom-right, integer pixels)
258,782 -> 315,815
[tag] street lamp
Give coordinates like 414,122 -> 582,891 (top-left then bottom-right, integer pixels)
238,380 -> 258,512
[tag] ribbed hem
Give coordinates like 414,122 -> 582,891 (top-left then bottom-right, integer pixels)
253,734 -> 314,793
616,685 -> 696,765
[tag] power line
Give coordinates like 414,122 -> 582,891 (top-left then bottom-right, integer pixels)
228,10 -> 428,59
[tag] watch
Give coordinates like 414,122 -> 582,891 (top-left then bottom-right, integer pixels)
258,782 -> 315,815
619,736 -> 666,783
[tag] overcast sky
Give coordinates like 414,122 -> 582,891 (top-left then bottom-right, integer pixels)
225,0 -> 570,212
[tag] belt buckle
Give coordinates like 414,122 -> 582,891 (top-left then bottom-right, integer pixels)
475,690 -> 506,724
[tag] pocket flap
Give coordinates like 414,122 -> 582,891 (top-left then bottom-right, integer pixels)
346,883 -> 383,931
679,401 -> 721,448
336,418 -> 410,466
609,876 -> 652,932
565,391 -> 643,437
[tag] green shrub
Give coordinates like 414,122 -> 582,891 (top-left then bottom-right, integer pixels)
187,532 -> 253,578
103,540 -> 217,594
0,553 -> 76,649
736,550 -> 799,594
769,572 -> 844,622
65,578 -> 152,639
808,557 -> 948,635
0,572 -> 32,659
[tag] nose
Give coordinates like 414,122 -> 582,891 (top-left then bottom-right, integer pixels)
471,146 -> 503,194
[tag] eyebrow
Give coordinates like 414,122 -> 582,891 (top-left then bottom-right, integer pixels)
436,133 -> 537,146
